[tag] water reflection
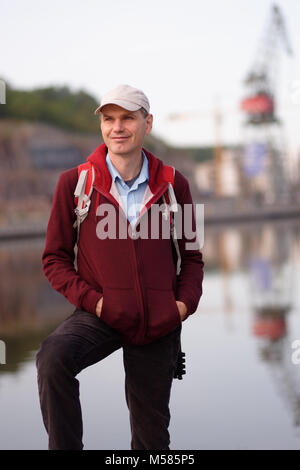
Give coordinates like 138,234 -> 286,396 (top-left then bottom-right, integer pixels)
0,238 -> 72,373
0,220 -> 300,448
205,219 -> 300,430
248,225 -> 300,428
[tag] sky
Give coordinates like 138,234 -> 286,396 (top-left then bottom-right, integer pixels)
1,0 -> 300,153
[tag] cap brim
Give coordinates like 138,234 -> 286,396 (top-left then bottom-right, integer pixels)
94,99 -> 141,115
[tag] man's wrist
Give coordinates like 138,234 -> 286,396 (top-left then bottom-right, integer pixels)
176,300 -> 188,321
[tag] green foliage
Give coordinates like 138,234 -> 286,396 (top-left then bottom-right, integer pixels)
0,82 -> 100,133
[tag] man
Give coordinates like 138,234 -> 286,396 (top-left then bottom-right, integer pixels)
36,84 -> 204,450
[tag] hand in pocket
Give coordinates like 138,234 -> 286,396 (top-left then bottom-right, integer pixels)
176,300 -> 188,322
96,297 -> 103,318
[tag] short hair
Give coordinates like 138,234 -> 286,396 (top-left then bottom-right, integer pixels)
139,107 -> 149,118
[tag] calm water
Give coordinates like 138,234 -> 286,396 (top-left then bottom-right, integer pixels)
1,220 -> 300,450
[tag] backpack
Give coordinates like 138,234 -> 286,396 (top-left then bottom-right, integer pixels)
73,161 -> 181,275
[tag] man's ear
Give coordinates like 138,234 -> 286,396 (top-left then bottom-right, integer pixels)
145,114 -> 153,135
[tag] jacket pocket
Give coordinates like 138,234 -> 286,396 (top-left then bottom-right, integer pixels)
100,286 -> 139,336
145,288 -> 181,340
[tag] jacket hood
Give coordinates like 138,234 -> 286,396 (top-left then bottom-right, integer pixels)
86,143 -> 169,194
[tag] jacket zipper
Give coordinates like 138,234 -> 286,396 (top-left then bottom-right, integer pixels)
94,182 -> 169,342
131,182 -> 169,233
93,185 -> 146,339
131,182 -> 170,339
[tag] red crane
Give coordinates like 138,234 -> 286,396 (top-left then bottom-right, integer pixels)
240,4 -> 292,124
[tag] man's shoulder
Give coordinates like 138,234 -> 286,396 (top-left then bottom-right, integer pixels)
57,166 -> 78,189
173,167 -> 190,196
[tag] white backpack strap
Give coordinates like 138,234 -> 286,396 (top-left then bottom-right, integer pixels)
73,165 -> 95,244
163,182 -> 181,276
167,181 -> 179,213
171,217 -> 181,275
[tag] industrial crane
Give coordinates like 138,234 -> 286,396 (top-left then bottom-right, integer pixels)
239,4 -> 293,206
167,99 -> 226,197
166,4 -> 293,206
241,4 -> 292,124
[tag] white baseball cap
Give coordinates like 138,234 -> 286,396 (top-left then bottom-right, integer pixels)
94,84 -> 150,115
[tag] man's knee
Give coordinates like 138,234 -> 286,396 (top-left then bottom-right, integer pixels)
36,334 -> 76,380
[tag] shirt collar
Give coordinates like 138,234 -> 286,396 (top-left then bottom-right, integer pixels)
106,151 -> 149,189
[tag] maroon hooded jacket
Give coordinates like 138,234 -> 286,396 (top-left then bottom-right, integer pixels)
42,143 -> 204,345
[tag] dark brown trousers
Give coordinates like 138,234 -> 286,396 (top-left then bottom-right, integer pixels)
35,308 -> 182,450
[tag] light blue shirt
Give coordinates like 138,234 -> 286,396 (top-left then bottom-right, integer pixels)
106,152 -> 149,227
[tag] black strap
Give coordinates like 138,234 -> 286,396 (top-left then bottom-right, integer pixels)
174,339 -> 186,380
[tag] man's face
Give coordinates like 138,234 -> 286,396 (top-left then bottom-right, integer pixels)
100,104 -> 153,157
